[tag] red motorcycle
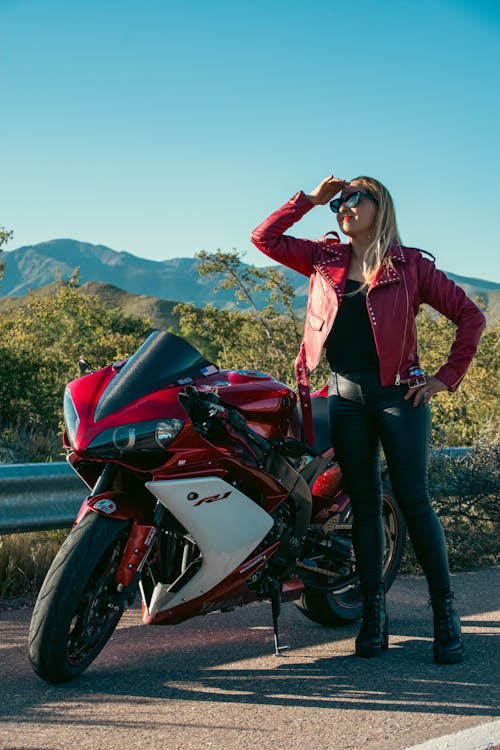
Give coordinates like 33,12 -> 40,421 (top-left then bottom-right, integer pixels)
28,330 -> 406,683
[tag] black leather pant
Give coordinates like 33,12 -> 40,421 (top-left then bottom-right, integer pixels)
328,371 -> 451,594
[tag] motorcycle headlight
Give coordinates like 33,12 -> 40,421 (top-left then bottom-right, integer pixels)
63,388 -> 80,447
86,418 -> 184,459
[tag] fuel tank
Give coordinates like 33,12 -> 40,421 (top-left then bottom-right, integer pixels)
199,369 -> 297,437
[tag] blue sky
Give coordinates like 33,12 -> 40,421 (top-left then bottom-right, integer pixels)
1,0 -> 499,282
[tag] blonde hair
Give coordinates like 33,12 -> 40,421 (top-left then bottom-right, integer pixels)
350,176 -> 402,286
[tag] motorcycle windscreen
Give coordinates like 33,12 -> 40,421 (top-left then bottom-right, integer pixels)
94,330 -> 217,421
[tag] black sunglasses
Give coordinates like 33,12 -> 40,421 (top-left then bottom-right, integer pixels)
329,190 -> 377,213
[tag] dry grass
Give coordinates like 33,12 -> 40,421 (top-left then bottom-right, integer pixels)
0,530 -> 68,601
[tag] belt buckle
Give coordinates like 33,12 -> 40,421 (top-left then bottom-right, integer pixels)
408,368 -> 426,390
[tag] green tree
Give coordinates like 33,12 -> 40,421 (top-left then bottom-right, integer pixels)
175,250 -> 306,386
0,283 -> 153,431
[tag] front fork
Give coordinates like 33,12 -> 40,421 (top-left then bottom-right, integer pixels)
74,463 -> 165,606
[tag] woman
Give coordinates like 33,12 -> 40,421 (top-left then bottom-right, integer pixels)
251,175 -> 486,663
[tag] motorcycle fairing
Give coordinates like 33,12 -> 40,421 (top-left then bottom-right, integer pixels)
144,476 -> 274,615
142,541 -> 282,625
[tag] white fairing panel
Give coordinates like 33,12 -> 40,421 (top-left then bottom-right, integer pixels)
145,477 -> 273,614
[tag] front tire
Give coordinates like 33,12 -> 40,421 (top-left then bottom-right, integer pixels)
296,481 -> 406,626
28,512 -> 131,683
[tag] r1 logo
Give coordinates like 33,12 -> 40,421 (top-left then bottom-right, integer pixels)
193,491 -> 232,507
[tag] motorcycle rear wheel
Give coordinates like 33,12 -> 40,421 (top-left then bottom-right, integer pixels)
28,512 -> 131,683
296,481 -> 406,625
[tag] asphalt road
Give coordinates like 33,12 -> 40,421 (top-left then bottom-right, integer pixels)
1,569 -> 499,750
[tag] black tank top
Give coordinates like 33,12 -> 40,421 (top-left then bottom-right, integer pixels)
325,279 -> 379,372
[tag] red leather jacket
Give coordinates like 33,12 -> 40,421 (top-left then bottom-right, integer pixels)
251,191 -> 486,392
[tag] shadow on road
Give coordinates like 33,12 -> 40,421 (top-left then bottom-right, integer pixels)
0,569 -> 498,732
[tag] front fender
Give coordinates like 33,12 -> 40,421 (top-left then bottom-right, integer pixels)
75,492 -> 158,589
74,491 -> 155,525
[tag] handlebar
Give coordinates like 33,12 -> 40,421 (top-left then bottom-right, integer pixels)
181,386 -> 271,453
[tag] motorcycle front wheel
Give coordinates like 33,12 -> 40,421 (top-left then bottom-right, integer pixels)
296,481 -> 406,625
28,511 -> 131,683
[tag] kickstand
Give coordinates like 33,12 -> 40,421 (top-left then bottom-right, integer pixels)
271,578 -> 289,656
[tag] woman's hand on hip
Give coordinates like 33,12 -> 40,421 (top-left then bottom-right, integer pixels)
404,376 -> 448,407
307,175 -> 348,205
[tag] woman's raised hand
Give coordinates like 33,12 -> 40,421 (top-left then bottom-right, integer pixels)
307,175 -> 348,206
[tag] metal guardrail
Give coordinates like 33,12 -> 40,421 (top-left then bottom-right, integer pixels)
0,463 -> 87,534
0,448 -> 472,534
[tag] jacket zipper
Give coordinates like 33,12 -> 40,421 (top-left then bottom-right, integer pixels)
395,266 -> 410,385
365,290 -> 383,374
366,265 -> 409,386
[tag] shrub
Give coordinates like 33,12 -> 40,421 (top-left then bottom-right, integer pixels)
400,422 -> 499,574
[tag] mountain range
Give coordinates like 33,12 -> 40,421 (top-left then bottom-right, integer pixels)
1,239 -> 311,312
2,239 -> 499,321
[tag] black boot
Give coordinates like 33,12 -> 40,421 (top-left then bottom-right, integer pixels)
355,584 -> 388,658
430,591 -> 464,664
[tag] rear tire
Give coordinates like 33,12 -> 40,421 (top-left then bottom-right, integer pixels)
28,512 -> 131,683
296,481 -> 406,625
